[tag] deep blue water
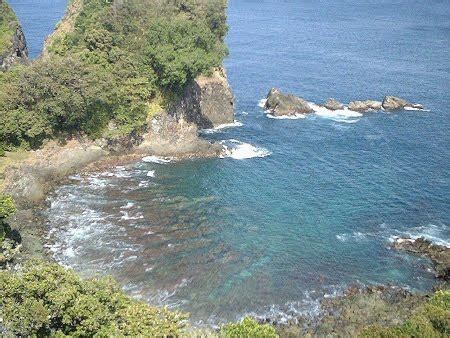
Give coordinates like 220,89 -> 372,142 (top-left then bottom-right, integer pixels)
11,0 -> 450,324
9,0 -> 68,58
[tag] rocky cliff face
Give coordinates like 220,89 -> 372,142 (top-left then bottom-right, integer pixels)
0,1 -> 28,71
169,68 -> 235,129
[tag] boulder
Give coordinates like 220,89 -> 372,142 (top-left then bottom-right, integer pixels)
264,88 -> 313,116
392,237 -> 449,280
324,98 -> 344,111
169,68 -> 235,129
382,96 -> 423,110
348,100 -> 382,112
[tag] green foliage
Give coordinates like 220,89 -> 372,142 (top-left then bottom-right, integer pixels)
0,259 -> 188,336
0,1 -> 18,56
0,194 -> 16,220
0,0 -> 228,150
221,317 -> 279,338
360,290 -> 450,337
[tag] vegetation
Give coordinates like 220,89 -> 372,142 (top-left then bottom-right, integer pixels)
0,0 -> 228,151
0,194 -> 19,264
0,259 -> 188,336
0,0 -> 18,56
221,317 -> 279,338
361,290 -> 450,337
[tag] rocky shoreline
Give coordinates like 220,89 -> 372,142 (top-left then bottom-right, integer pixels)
264,88 -> 425,118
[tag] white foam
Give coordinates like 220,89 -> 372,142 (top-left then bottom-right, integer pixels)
258,98 -> 267,108
309,103 -> 362,119
120,202 -> 135,209
199,120 -> 243,134
147,170 -> 155,177
266,113 -> 306,120
142,155 -> 172,164
220,139 -> 271,160
336,232 -> 368,242
120,210 -> 144,220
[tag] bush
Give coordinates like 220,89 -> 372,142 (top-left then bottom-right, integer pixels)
0,260 -> 188,336
0,195 -> 16,219
360,290 -> 450,337
221,317 -> 279,338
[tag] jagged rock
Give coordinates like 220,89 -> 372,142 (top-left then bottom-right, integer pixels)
264,88 -> 313,116
382,96 -> 424,110
137,112 -> 223,158
348,100 -> 382,112
392,237 -> 449,280
169,68 -> 235,129
0,1 -> 28,71
324,98 -> 344,110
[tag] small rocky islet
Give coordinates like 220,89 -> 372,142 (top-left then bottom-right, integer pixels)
264,87 -> 425,118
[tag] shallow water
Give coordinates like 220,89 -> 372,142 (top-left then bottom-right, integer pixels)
11,0 -> 450,325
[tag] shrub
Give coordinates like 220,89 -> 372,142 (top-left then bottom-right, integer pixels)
360,290 -> 450,337
221,317 -> 279,338
0,260 -> 188,336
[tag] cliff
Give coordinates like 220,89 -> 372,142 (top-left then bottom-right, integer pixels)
170,68 -> 235,129
0,0 -> 28,71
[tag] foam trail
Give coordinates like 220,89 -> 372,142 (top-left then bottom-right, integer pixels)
142,156 -> 172,164
199,120 -> 243,134
220,139 -> 271,160
266,113 -> 306,120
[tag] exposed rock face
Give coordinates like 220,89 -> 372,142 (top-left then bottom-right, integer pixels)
137,112 -> 223,158
264,88 -> 313,116
0,2 -> 28,71
324,98 -> 344,110
382,96 -> 423,110
3,140 -> 107,207
392,237 -> 449,280
169,68 -> 235,129
348,100 -> 382,112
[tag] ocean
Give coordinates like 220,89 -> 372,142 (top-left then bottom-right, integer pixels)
10,0 -> 450,325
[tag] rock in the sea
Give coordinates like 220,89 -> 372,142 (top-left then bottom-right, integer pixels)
169,67 -> 235,129
392,237 -> 449,280
264,88 -> 313,116
137,112 -> 223,158
382,96 -> 424,110
324,98 -> 344,111
0,1 -> 28,71
348,100 -> 382,112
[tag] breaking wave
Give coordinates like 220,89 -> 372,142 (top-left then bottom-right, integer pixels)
220,139 -> 271,160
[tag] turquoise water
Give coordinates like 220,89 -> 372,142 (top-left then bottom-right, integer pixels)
11,0 -> 450,325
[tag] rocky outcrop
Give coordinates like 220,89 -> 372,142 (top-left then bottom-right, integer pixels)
324,98 -> 344,111
0,1 -> 28,71
169,68 -> 235,129
264,88 -> 313,117
136,112 -> 223,158
348,100 -> 382,112
3,140 -> 107,207
392,237 -> 449,280
382,96 -> 424,110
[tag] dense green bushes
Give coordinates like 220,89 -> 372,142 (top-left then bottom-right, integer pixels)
0,0 -> 17,56
361,290 -> 450,337
0,260 -> 188,336
0,0 -> 228,150
221,317 -> 279,337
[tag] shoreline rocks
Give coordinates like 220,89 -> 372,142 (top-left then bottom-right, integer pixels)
264,88 -> 313,117
392,237 -> 449,280
263,89 -> 425,116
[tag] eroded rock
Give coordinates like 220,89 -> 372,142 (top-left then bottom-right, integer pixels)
392,237 -> 449,280
382,96 -> 424,110
348,100 -> 382,112
169,68 -> 235,129
264,88 -> 313,116
324,98 -> 344,110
